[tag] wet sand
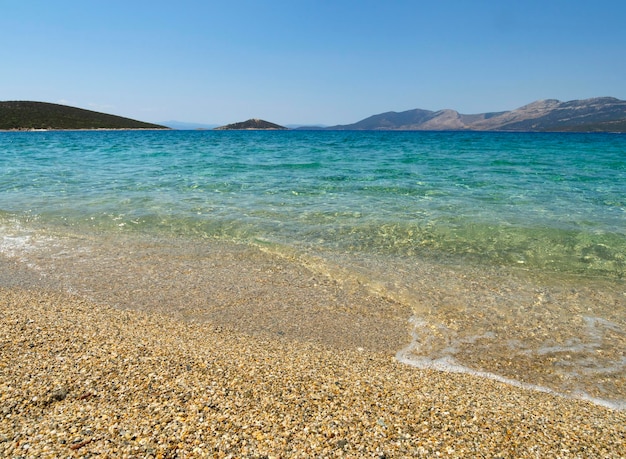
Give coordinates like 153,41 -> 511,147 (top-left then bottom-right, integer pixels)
5,228 -> 625,406
1,252 -> 626,457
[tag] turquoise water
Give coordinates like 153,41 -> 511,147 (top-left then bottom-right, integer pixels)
2,130 -> 625,277
1,130 -> 625,407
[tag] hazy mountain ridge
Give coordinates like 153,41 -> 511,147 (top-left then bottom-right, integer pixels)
159,121 -> 219,130
325,97 -> 626,132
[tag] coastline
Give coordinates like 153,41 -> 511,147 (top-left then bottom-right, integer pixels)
1,265 -> 625,457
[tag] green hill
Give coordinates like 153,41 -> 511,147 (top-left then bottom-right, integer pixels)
0,101 -> 168,130
214,118 -> 287,130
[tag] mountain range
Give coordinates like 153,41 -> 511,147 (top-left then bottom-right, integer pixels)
320,97 -> 626,132
3,98 -> 626,132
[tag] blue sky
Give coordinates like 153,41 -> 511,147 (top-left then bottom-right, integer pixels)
2,0 -> 625,125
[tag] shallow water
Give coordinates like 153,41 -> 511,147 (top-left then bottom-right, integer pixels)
1,130 -> 625,408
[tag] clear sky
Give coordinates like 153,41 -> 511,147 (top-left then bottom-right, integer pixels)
2,0 -> 625,126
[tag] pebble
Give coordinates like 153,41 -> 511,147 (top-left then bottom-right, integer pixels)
1,287 -> 625,458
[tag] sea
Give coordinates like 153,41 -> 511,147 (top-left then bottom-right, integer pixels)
1,130 -> 625,409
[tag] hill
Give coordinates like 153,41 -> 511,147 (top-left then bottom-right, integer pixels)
325,97 -> 626,132
214,119 -> 288,130
0,101 -> 168,130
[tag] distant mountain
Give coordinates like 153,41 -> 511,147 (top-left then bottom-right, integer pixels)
160,120 -> 219,130
286,124 -> 328,129
293,125 -> 328,130
0,101 -> 168,130
214,118 -> 288,130
327,97 -> 626,132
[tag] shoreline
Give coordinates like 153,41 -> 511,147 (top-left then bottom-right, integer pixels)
2,286 -> 626,457
1,225 -> 625,408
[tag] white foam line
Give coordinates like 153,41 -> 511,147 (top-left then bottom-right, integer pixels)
0,234 -> 32,257
395,349 -> 625,411
395,319 -> 626,412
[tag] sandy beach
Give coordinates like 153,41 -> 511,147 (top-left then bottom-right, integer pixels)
2,271 -> 625,458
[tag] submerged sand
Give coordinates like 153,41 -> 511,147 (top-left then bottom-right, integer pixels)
2,284 -> 625,458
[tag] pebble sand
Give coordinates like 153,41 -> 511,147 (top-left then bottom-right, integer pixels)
2,285 -> 625,458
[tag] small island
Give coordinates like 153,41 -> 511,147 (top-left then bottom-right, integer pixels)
214,118 -> 288,130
